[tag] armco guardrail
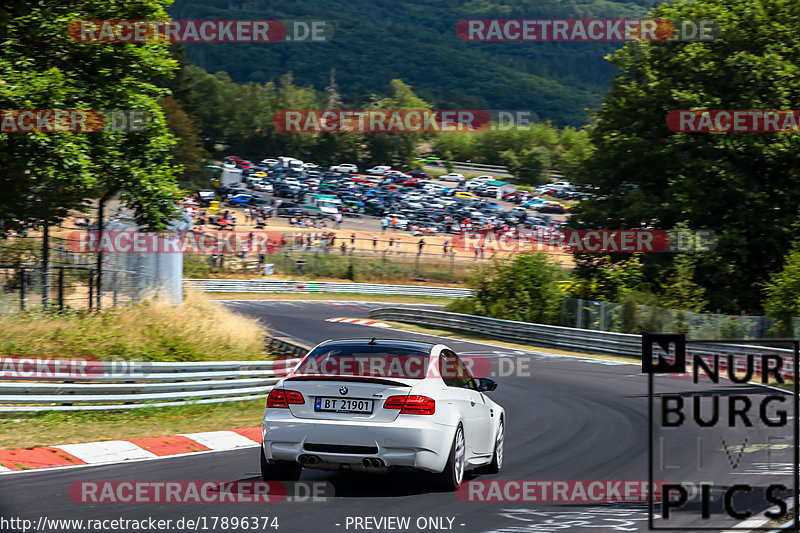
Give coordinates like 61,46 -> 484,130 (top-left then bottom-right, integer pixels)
184,279 -> 473,298
0,355 -> 307,412
449,161 -> 508,170
368,307 -> 797,378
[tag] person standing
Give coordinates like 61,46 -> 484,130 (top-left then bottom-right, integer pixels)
395,237 -> 401,254
350,233 -> 356,249
372,235 -> 378,251
417,238 -> 425,254
388,236 -> 395,253
443,240 -> 449,255
380,216 -> 389,232
334,212 -> 343,229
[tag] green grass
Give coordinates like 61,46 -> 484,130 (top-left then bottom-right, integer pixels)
0,400 -> 266,450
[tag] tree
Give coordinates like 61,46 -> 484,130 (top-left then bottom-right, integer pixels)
362,80 -> 431,168
0,1 -> 183,234
570,0 -> 800,313
159,96 -> 211,189
504,145 -> 550,185
660,256 -> 707,313
569,254 -> 651,301
763,245 -> 800,336
446,253 -> 564,325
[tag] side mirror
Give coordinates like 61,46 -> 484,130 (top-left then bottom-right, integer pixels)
476,378 -> 497,392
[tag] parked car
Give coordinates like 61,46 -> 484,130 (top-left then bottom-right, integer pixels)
227,194 -> 255,206
276,202 -> 305,217
454,191 -> 479,199
385,213 -> 410,229
273,185 -> 300,198
439,173 -> 465,182
422,183 -> 446,194
384,170 -> 412,180
331,163 -> 359,173
196,190 -> 216,207
533,204 -> 568,214
366,165 -> 392,175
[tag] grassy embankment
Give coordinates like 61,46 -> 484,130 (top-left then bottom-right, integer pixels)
0,292 -> 271,449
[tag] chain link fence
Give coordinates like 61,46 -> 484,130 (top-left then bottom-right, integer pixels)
181,232 -> 573,284
560,297 -> 777,339
0,223 -> 182,313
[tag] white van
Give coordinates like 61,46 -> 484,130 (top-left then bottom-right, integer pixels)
279,156 -> 304,171
302,193 -> 340,218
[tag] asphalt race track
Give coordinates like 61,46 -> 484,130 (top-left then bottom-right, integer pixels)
0,300 -> 794,533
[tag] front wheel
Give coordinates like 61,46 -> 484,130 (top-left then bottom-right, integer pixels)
433,424 -> 465,491
260,446 -> 302,481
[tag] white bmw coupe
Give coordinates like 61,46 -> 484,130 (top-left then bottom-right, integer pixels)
260,338 -> 505,490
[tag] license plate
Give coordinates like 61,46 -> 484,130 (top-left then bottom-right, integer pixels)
314,397 -> 373,414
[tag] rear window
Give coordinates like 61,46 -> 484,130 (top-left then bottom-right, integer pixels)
294,344 -> 431,379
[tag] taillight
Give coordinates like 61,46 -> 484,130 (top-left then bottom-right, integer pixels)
285,390 -> 305,404
383,396 -> 406,409
267,389 -> 305,408
383,395 -> 435,415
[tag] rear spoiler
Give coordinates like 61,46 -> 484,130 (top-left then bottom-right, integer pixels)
284,376 -> 411,387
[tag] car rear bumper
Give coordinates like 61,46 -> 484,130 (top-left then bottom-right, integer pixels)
262,411 -> 455,473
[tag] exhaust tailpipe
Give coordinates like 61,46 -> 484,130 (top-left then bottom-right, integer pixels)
362,458 -> 371,467
298,454 -> 309,464
362,458 -> 384,468
306,455 -> 320,465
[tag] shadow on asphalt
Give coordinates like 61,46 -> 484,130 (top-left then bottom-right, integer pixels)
236,469 -> 479,497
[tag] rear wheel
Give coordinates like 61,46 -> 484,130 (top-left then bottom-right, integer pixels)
485,418 -> 504,474
434,424 -> 465,491
260,446 -> 302,481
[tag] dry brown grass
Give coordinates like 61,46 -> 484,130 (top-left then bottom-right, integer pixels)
0,291 -> 268,361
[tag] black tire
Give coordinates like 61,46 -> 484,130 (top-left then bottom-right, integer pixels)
484,418 -> 504,474
433,424 -> 465,491
260,446 -> 302,481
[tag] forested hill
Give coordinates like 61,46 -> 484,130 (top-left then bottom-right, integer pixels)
168,0 -> 660,127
